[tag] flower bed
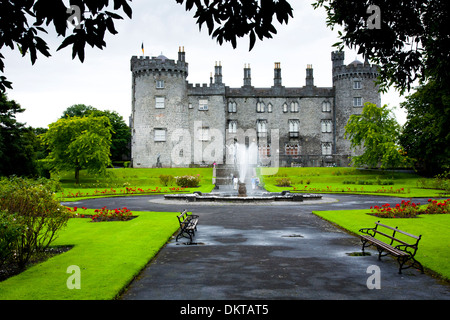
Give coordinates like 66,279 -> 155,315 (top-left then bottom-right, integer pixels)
292,185 -> 407,194
61,186 -> 186,199
68,206 -> 136,222
370,198 -> 449,218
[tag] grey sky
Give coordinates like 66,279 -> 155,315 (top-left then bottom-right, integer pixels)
2,0 -> 407,128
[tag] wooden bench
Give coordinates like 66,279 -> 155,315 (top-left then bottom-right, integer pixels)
175,209 -> 199,243
359,221 -> 424,274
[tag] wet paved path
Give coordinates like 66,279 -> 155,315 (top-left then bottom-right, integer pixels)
64,194 -> 449,300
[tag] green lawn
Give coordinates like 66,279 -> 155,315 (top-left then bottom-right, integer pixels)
0,209 -> 180,300
313,209 -> 450,281
55,167 -> 215,201
259,167 -> 445,197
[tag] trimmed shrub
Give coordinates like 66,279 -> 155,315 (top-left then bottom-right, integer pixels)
0,177 -> 70,269
159,174 -> 175,186
175,175 -> 201,188
275,177 -> 291,187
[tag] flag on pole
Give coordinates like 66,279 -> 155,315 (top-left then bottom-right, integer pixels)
141,42 -> 144,55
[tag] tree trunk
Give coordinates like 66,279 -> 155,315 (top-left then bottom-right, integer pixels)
75,167 -> 80,184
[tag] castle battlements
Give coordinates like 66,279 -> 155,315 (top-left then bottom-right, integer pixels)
331,51 -> 379,82
130,47 -> 188,77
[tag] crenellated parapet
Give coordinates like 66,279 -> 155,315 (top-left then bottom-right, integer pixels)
130,53 -> 188,78
331,51 -> 379,82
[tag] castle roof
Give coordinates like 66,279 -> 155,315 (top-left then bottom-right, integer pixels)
348,59 -> 363,66
156,54 -> 168,61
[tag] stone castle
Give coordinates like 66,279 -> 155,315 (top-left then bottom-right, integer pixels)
130,47 -> 380,169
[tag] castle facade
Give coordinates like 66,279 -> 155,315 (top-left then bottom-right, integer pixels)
130,48 -> 380,168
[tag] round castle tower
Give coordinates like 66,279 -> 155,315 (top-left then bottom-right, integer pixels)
331,51 -> 380,156
130,47 -> 189,167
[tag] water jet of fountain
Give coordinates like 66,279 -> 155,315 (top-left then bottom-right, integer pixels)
235,142 -> 258,195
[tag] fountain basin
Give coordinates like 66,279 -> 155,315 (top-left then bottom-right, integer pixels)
164,191 -> 322,203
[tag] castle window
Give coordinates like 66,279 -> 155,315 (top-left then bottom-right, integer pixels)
267,103 -> 273,113
290,102 -> 299,113
257,120 -> 267,137
228,120 -> 237,133
321,142 -> 332,155
228,101 -> 237,113
353,80 -> 361,89
321,120 -> 332,133
256,101 -> 265,113
259,144 -> 271,158
283,103 -> 288,113
322,101 -> 331,112
198,127 -> 210,141
353,97 -> 363,107
156,80 -> 164,89
199,99 -> 208,111
288,120 -> 299,138
285,143 -> 300,156
154,128 -> 166,141
155,97 -> 165,109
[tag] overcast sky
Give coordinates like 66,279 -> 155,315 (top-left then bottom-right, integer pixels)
3,0 -> 408,129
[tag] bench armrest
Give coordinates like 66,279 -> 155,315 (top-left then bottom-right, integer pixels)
359,227 -> 376,236
394,244 -> 416,256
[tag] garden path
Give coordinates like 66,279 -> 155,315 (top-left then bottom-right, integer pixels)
65,194 -> 449,301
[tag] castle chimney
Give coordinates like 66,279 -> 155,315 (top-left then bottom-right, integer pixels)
214,61 -> 222,84
243,63 -> 251,86
306,64 -> 314,86
274,62 -> 282,86
178,46 -> 185,62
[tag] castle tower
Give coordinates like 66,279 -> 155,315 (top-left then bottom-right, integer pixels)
130,48 -> 189,167
331,51 -> 380,161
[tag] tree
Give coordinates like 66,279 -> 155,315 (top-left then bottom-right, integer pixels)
176,0 -> 293,50
61,104 -> 131,161
0,0 -> 132,92
345,102 -> 411,169
61,104 -> 95,118
312,0 -> 450,94
0,93 -> 40,176
399,81 -> 450,175
40,115 -> 112,184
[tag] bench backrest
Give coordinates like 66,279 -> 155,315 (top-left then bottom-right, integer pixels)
374,221 -> 421,248
177,210 -> 189,225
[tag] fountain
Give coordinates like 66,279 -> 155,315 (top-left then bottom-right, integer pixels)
164,142 -> 322,203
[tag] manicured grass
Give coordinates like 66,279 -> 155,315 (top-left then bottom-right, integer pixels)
313,209 -> 450,281
55,168 -> 215,201
259,167 -> 444,197
0,209 -> 180,300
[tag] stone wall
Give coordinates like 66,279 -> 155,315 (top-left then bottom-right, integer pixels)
130,49 -> 380,169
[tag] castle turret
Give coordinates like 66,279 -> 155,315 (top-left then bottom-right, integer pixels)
130,48 -> 189,168
331,50 -> 381,161
331,51 -> 345,70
